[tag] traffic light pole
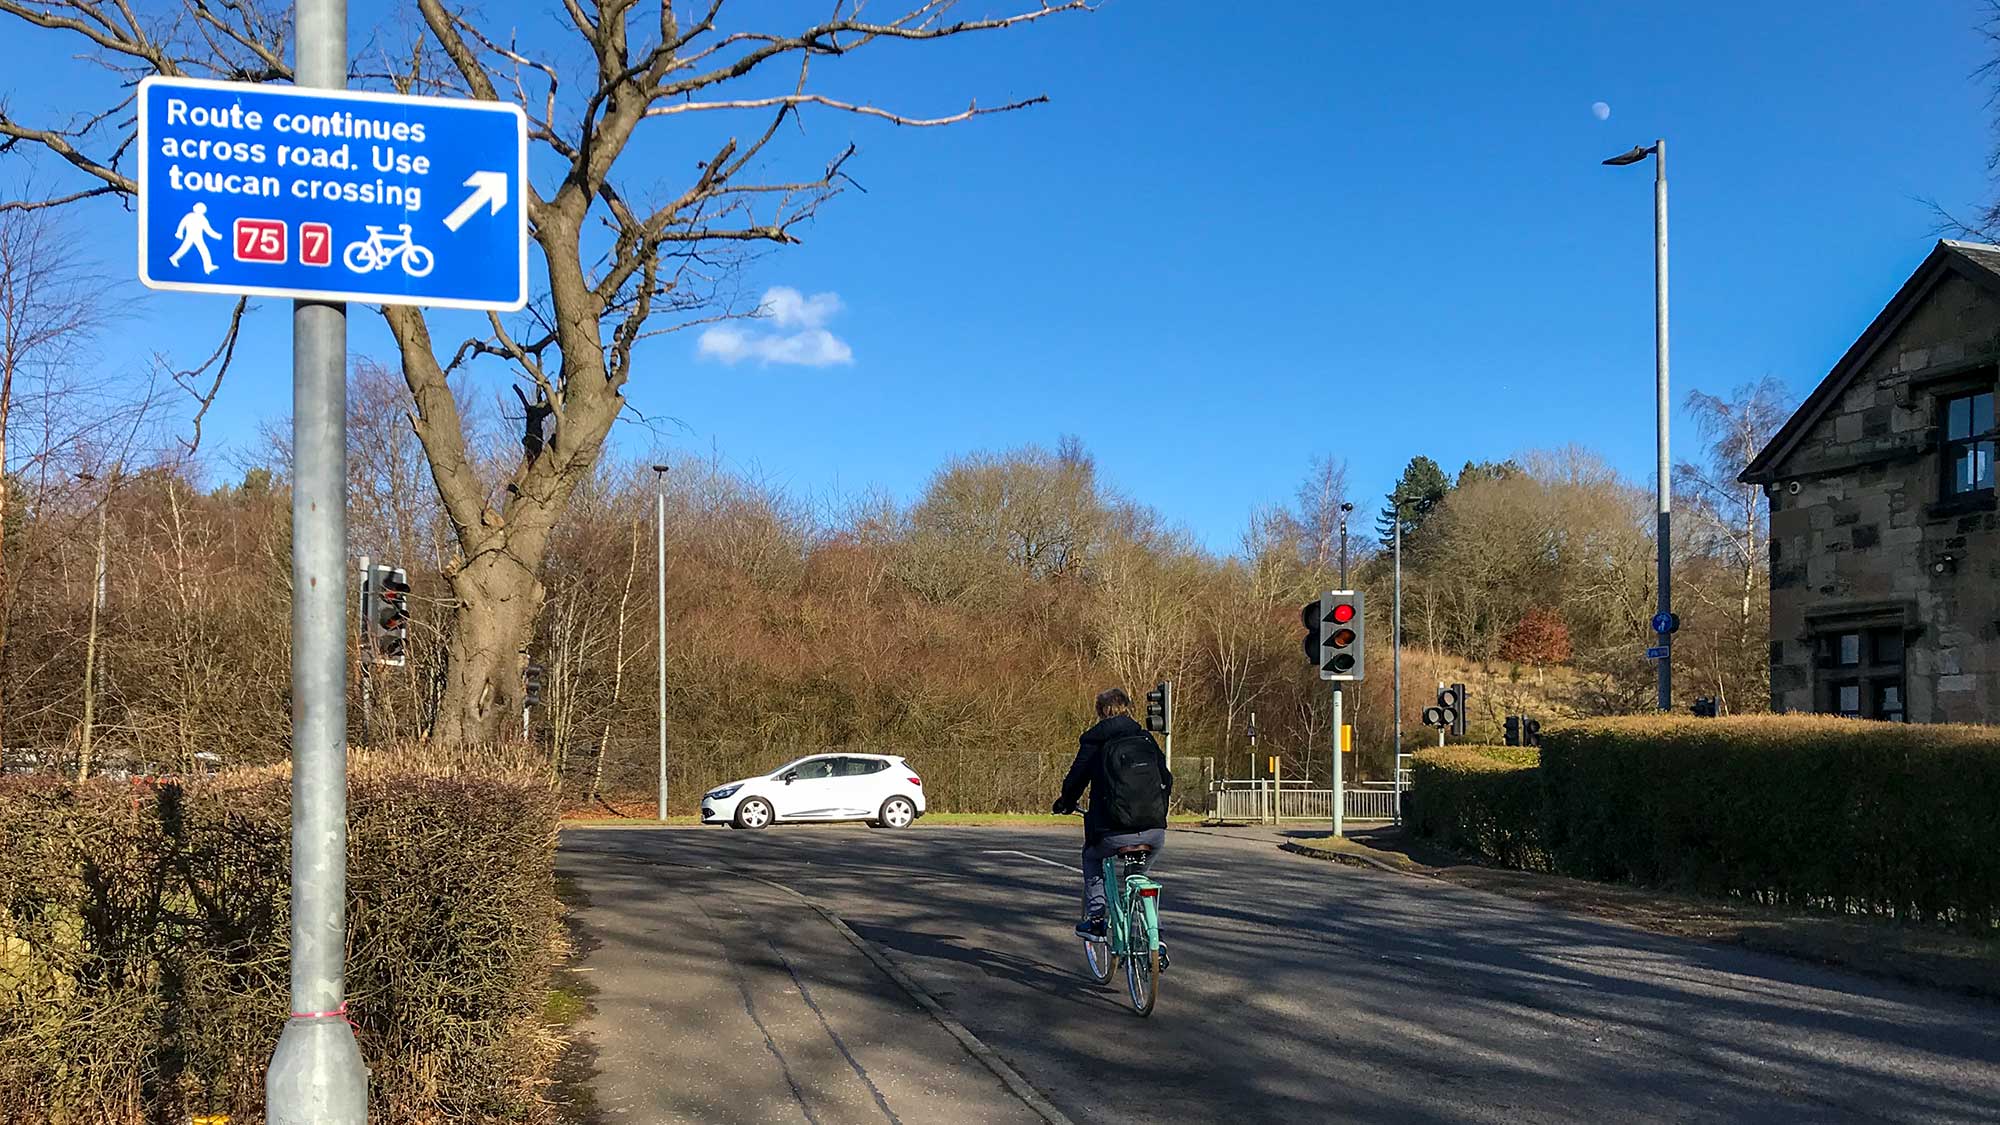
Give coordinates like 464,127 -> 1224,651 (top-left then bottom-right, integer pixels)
356,556 -> 370,749
266,0 -> 367,1117
1329,685 -> 1344,838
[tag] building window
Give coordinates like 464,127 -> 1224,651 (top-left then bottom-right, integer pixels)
1815,626 -> 1906,721
1873,682 -> 1905,723
1943,389 -> 1995,496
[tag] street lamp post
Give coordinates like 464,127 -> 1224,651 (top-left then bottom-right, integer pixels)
652,463 -> 669,821
1604,138 -> 1673,712
1337,501 -> 1353,588
1391,494 -> 1404,808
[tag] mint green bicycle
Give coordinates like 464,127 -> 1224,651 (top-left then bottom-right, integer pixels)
1080,844 -> 1164,1016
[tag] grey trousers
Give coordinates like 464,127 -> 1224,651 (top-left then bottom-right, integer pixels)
1081,828 -> 1167,917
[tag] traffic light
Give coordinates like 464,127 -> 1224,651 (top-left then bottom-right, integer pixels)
1521,717 -> 1542,747
1435,683 -> 1467,738
1308,590 -> 1364,682
1145,681 -> 1172,734
523,663 -> 545,708
364,564 -> 410,667
1504,715 -> 1521,747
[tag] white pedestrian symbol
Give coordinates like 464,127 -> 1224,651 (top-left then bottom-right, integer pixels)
168,202 -> 222,275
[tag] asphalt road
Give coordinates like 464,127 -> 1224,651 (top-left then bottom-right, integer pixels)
559,825 -> 2000,1125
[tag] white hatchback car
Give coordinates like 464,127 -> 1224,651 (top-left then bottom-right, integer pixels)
700,753 -> 927,830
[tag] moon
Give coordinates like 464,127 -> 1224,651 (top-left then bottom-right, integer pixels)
1591,101 -> 1611,121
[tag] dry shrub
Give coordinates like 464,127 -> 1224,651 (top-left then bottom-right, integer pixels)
0,751 -> 563,1124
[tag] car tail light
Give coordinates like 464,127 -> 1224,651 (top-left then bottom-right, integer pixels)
908,775 -> 923,787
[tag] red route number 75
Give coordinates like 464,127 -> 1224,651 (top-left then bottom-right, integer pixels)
233,218 -> 286,264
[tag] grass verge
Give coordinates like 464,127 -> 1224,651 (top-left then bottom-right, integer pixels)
544,874 -> 602,1125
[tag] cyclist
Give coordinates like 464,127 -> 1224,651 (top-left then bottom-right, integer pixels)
1052,687 -> 1172,951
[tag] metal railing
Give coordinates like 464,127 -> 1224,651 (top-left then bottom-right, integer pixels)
1210,780 -> 1398,823
1346,786 -> 1399,821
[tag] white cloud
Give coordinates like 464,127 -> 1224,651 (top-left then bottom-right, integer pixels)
697,286 -> 854,368
758,286 -> 843,330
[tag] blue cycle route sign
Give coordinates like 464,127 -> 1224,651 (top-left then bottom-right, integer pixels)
138,76 -> 527,311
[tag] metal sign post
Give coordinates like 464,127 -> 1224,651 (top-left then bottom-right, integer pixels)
263,0 -> 368,1117
125,1 -> 533,1112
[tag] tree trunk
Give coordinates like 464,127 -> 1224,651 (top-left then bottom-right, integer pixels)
0,415 -> 9,760
592,520 -> 642,798
76,493 -> 107,779
431,550 -> 547,747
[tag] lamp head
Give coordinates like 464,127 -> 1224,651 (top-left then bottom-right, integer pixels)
1602,144 -> 1655,167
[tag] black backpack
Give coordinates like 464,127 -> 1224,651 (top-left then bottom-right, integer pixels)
1096,733 -> 1168,830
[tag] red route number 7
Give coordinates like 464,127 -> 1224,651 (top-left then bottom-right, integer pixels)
300,222 -> 332,267
233,218 -> 286,264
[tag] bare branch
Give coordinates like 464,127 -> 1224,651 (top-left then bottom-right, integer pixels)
645,90 -> 1047,127
159,296 -> 249,456
654,3 -> 1089,100
0,113 -> 138,195
0,185 -> 124,214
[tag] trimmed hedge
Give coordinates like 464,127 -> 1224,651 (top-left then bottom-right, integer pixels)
0,757 -> 564,1124
1540,716 -> 2000,929
1406,746 -> 1546,870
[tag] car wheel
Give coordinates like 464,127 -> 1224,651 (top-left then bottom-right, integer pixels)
877,796 -> 916,829
735,798 -> 773,830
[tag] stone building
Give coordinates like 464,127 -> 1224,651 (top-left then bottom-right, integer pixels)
1742,239 -> 1998,723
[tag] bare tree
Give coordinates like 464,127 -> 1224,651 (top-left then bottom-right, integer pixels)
1289,455 -> 1350,577
0,0 -> 1089,744
1674,377 -> 1790,711
0,209 -> 114,756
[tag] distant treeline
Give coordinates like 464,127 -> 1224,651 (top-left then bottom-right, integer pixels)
1,357 -> 1780,811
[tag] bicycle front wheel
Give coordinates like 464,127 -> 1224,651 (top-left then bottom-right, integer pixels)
1082,936 -> 1114,985
402,244 -> 436,278
1123,899 -> 1157,1016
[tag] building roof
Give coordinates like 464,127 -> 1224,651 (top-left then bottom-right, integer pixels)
1740,239 -> 2000,485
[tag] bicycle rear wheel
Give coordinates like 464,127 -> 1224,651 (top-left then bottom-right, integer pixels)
1082,936 -> 1114,985
1123,898 -> 1157,1016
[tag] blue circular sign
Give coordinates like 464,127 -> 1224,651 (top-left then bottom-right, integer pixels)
1651,612 -> 1680,634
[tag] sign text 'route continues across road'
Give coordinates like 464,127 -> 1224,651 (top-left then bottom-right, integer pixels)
137,77 -> 528,310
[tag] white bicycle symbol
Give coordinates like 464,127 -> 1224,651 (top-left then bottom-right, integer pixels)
342,223 -> 435,278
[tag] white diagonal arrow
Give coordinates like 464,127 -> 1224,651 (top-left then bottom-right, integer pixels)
443,170 -> 508,232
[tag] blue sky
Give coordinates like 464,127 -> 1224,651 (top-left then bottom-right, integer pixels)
6,1 -> 1997,550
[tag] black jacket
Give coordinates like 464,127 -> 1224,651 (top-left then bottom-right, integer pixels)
1058,714 -> 1173,842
